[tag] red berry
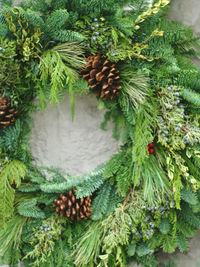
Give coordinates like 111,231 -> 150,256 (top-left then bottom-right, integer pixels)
149,148 -> 154,154
149,143 -> 154,148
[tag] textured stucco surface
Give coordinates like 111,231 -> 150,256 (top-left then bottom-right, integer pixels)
2,0 -> 200,267
29,94 -> 120,175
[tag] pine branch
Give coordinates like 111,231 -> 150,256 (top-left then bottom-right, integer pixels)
119,66 -> 150,109
73,221 -> 104,266
0,216 -> 26,261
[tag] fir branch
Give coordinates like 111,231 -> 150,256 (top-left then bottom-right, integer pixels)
176,232 -> 189,253
159,218 -> 171,234
46,9 -> 69,31
91,181 -> 112,220
75,165 -> 105,198
181,186 -> 198,206
38,165 -> 105,194
17,198 -> 46,219
50,29 -> 84,42
103,147 -> 132,197
181,87 -> 200,107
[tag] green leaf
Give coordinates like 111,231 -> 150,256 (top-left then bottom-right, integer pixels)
181,187 -> 198,206
127,243 -> 136,256
161,235 -> 177,253
91,182 -> 112,220
176,233 -> 189,252
159,218 -> 171,235
0,160 -> 26,225
17,198 -> 46,219
136,243 -> 153,257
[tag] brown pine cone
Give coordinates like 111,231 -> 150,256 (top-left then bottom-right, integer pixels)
53,188 -> 93,221
0,95 -> 18,129
80,54 -> 122,100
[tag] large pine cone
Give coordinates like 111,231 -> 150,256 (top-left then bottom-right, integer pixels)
80,54 -> 122,100
53,188 -> 92,221
0,95 -> 18,129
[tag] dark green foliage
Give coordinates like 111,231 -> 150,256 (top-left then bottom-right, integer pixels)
0,216 -> 26,265
0,120 -> 31,162
103,146 -> 132,197
127,243 -> 136,257
132,98 -> 158,186
75,165 -> 105,198
1,0 -> 200,266
91,182 -> 121,220
135,253 -> 158,267
176,233 -> 189,253
17,198 -> 46,219
159,218 -> 171,235
0,37 -> 19,92
180,202 -> 200,228
182,87 -> 200,107
181,186 -> 198,206
136,243 -> 153,257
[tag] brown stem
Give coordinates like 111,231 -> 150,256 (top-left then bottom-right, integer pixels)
181,127 -> 189,133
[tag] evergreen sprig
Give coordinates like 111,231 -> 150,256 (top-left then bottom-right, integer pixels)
1,0 -> 200,266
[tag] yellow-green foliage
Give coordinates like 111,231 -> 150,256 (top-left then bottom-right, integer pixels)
4,7 -> 42,61
0,160 -> 26,225
0,37 -> 20,92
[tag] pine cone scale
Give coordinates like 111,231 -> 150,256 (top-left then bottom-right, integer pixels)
0,95 -> 18,128
53,189 -> 92,221
80,54 -> 122,100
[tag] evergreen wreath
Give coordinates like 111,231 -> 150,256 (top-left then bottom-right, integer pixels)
0,0 -> 200,266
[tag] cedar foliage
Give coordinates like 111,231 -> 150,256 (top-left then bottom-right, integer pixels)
0,160 -> 26,225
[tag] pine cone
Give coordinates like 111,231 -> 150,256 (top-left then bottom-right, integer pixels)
80,54 -> 122,100
0,95 -> 18,129
53,188 -> 93,221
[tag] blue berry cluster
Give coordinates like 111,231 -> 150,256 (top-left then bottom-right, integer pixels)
129,201 -> 174,241
157,85 -> 199,149
76,17 -> 114,54
39,224 -> 52,237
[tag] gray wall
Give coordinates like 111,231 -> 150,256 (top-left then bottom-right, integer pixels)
29,95 -> 120,175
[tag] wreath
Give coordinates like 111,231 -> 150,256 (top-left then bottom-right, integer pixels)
0,0 -> 200,266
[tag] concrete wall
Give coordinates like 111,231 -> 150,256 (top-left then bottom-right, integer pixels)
29,95 -> 120,175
